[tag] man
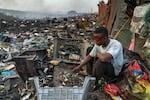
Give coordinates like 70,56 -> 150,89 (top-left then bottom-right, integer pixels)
73,26 -> 124,86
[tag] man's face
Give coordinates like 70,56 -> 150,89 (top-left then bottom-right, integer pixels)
93,33 -> 106,46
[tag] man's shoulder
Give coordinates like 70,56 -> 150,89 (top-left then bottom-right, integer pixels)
109,39 -> 122,48
110,38 -> 119,42
110,39 -> 121,45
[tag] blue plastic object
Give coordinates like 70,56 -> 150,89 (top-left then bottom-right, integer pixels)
2,70 -> 15,77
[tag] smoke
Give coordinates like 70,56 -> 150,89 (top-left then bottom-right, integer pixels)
0,0 -> 108,13
0,0 -> 45,12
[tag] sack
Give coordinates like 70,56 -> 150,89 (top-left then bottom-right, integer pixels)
128,60 -> 148,80
105,83 -> 123,96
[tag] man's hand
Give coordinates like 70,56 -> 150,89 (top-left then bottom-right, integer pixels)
72,55 -> 92,73
72,65 -> 82,73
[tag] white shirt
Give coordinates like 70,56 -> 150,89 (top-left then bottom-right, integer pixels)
89,39 -> 123,76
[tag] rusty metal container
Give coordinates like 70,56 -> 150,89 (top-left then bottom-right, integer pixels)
13,55 -> 37,81
13,49 -> 47,81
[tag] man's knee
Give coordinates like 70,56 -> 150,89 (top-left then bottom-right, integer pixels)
93,60 -> 101,69
93,60 -> 103,78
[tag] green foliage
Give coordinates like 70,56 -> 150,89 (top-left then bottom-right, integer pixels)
140,25 -> 149,37
143,49 -> 150,60
144,9 -> 150,26
118,28 -> 132,48
141,9 -> 150,37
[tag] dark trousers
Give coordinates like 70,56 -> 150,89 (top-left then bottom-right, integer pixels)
87,59 -> 115,78
86,47 -> 116,84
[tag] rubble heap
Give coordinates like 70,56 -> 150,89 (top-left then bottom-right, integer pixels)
0,13 -> 98,99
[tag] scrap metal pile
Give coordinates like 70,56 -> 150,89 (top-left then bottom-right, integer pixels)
0,12 -> 98,99
130,3 -> 150,70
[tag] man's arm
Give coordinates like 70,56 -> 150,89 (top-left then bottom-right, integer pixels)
79,55 -> 92,68
73,55 -> 92,72
96,52 -> 113,62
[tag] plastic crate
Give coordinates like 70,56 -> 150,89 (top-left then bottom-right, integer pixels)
33,76 -> 95,100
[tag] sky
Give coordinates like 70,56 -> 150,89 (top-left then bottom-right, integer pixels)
0,0 -> 108,13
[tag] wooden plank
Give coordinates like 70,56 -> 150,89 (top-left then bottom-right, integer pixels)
113,18 -> 131,39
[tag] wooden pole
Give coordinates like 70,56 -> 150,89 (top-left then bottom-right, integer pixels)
113,18 -> 131,39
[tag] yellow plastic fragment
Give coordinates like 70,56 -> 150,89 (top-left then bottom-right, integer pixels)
132,83 -> 146,93
50,60 -> 60,65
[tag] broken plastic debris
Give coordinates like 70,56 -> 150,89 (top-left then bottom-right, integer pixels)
50,60 -> 60,65
2,70 -> 15,77
4,64 -> 15,71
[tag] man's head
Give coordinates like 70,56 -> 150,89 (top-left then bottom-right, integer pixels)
93,26 -> 109,46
